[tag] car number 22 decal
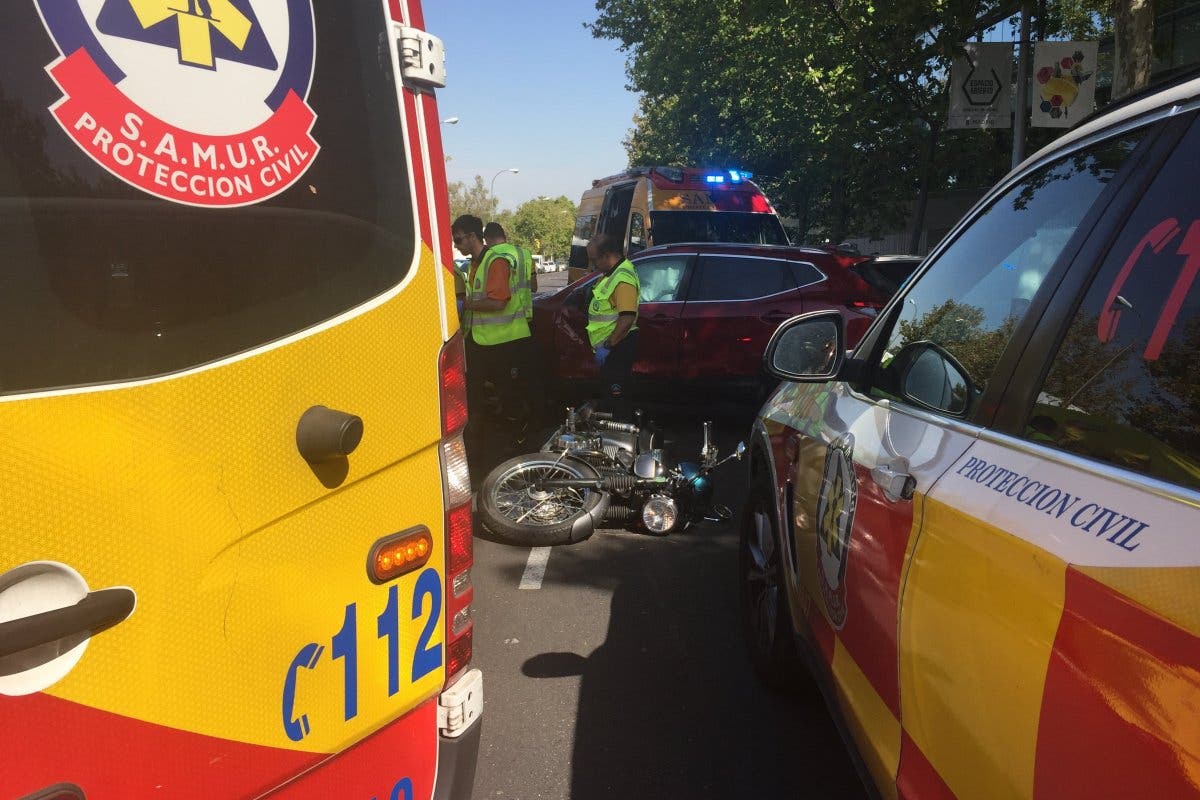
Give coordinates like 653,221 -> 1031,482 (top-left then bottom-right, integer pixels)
281,568 -> 443,742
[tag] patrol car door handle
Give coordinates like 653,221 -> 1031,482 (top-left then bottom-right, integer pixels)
0,587 -> 135,659
871,463 -> 916,502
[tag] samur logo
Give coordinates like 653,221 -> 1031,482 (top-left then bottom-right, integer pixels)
815,433 -> 857,630
35,0 -> 319,207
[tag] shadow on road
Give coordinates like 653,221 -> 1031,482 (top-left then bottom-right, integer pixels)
503,397 -> 866,798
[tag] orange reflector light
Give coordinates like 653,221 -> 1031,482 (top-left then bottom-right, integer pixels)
369,527 -> 434,583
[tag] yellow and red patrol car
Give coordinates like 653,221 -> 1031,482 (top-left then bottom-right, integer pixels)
744,76 -> 1200,799
1,2 -> 480,798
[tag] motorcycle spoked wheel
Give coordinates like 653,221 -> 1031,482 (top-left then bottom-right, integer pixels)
478,455 -> 610,545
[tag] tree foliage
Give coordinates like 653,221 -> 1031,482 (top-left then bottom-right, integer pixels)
447,175 -> 499,225
509,195 -> 577,259
590,0 -> 1114,246
447,177 -> 576,259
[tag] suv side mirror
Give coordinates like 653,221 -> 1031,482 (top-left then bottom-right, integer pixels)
764,310 -> 846,382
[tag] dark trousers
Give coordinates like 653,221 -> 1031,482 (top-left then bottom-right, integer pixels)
465,336 -> 535,473
599,330 -> 638,421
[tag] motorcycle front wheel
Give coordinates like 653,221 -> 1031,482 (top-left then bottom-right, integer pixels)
478,455 -> 610,545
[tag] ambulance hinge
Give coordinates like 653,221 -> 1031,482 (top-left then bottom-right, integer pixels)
395,24 -> 447,90
437,668 -> 483,738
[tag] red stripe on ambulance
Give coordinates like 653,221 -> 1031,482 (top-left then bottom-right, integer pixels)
0,693 -> 437,799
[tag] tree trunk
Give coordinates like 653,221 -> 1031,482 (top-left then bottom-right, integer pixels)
908,123 -> 939,255
1114,0 -> 1155,100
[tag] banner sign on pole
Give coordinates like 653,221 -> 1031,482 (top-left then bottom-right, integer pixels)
948,42 -> 1013,130
1032,41 -> 1099,128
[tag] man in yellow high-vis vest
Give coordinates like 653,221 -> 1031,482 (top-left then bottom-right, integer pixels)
483,222 -> 536,324
485,221 -> 545,420
586,232 -> 640,420
452,214 -> 533,469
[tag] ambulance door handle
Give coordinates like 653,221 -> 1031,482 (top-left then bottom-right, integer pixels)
871,462 -> 916,503
0,587 -> 135,660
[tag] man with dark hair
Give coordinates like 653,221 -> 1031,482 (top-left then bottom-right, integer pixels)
586,232 -> 640,420
451,214 -> 532,469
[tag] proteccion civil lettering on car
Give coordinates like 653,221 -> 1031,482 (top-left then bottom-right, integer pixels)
952,455 -> 1149,551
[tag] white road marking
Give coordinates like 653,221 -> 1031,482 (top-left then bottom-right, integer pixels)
519,547 -> 552,590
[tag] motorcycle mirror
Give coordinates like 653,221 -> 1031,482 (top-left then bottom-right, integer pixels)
735,441 -> 747,460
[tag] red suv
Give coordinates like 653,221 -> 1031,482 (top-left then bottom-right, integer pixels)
532,243 -> 890,391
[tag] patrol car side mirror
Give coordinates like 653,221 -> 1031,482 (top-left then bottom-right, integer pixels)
890,341 -> 973,416
764,310 -> 846,382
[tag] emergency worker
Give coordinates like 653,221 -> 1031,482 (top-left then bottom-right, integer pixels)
483,221 -> 537,320
484,221 -> 545,423
452,214 -> 532,468
586,232 -> 640,420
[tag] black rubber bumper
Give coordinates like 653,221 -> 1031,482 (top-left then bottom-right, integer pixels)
433,717 -> 483,800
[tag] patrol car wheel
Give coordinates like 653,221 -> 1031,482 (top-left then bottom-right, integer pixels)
739,484 -> 800,689
479,455 -> 609,546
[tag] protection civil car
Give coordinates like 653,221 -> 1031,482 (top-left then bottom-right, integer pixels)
743,76 -> 1200,799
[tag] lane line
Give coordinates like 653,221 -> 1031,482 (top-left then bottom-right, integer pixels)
519,547 -> 551,590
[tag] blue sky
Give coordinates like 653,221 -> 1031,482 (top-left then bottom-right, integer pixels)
424,1 -> 640,211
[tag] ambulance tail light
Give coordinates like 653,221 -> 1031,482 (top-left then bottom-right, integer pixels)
440,334 -> 468,436
439,332 -> 473,688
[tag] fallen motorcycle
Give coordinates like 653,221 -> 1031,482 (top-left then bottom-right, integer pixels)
477,402 -> 745,546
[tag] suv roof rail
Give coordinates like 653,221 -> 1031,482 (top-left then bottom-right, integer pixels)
1075,64 -> 1200,130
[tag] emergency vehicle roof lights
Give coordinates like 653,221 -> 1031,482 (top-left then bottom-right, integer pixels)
705,175 -> 725,184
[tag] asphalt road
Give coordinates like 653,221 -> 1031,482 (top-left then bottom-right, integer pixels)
467,396 -> 866,799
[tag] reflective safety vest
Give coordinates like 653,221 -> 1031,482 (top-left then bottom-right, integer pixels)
586,259 -> 640,349
490,243 -> 534,321
465,248 -> 531,345
518,246 -> 535,320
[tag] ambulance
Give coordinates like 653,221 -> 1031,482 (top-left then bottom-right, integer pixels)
1,2 -> 480,798
743,76 -> 1200,798
567,166 -> 788,281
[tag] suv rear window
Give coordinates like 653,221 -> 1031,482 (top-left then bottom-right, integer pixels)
0,4 -> 414,395
851,257 -> 921,299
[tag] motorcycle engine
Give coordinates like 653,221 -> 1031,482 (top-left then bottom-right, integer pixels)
551,432 -> 603,454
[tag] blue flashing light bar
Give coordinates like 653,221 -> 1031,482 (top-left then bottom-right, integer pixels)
705,175 -> 725,184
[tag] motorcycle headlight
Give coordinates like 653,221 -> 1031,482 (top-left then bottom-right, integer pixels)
642,495 -> 678,533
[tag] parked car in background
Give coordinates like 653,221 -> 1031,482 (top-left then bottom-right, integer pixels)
742,75 -> 1200,799
532,242 -> 888,394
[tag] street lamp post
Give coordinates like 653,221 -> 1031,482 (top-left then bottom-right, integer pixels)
490,167 -> 519,197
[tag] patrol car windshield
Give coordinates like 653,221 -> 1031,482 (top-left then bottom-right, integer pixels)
650,211 -> 790,245
0,4 -> 415,395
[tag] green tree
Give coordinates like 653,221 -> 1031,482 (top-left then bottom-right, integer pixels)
508,196 -> 576,259
448,175 -> 499,224
591,0 -> 1115,247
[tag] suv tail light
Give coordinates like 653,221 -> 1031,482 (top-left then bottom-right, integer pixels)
439,334 -> 473,687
